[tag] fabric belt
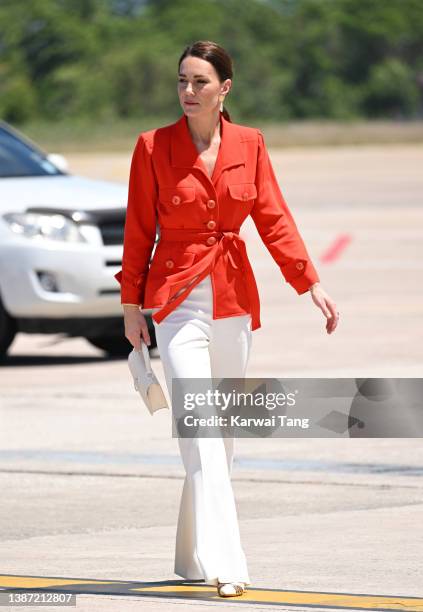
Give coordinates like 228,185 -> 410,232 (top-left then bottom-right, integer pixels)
151,228 -> 261,331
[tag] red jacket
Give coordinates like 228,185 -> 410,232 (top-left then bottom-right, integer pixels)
114,111 -> 320,331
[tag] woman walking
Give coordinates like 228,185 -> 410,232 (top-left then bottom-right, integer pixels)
115,40 -> 339,598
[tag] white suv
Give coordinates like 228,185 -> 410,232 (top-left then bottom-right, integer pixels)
0,121 -> 156,358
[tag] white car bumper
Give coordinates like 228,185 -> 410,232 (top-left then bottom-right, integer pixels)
0,239 -> 123,318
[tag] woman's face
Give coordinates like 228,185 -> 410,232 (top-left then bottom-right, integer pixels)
178,55 -> 231,116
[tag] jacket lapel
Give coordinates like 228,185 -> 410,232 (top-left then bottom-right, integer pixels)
170,111 -> 245,185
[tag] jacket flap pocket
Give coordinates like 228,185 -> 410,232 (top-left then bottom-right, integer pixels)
173,251 -> 196,269
228,183 -> 257,201
159,186 -> 195,206
152,250 -> 196,273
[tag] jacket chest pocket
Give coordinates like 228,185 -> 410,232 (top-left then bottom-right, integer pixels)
158,186 -> 196,208
227,183 -> 257,203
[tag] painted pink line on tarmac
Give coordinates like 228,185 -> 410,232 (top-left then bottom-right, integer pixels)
320,233 -> 352,263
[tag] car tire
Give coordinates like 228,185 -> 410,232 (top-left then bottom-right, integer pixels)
86,335 -> 132,356
86,316 -> 157,356
0,298 -> 17,360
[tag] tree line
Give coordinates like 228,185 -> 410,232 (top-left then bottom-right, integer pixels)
1,0 -> 422,124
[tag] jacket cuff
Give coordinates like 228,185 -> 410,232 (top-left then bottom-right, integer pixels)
114,269 -> 145,305
280,259 -> 320,295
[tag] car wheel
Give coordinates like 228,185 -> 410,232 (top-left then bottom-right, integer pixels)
86,335 -> 132,356
86,317 -> 157,356
0,299 -> 17,359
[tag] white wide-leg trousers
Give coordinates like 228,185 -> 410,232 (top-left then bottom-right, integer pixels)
151,274 -> 252,586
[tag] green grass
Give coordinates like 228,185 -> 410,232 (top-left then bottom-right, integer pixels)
17,116 -> 423,153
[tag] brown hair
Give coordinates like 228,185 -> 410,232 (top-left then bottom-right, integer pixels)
178,40 -> 233,122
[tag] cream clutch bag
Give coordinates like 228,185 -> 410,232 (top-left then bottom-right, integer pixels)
127,342 -> 169,415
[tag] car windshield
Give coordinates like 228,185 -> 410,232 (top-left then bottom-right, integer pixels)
0,127 -> 64,178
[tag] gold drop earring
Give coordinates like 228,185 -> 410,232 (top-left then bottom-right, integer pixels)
219,94 -> 225,112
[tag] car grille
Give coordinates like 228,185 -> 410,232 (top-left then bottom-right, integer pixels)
97,216 -> 125,245
83,209 -> 125,245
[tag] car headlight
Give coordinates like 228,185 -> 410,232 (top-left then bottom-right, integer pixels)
2,212 -> 87,243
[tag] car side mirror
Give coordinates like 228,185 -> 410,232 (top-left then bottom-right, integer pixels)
46,153 -> 69,173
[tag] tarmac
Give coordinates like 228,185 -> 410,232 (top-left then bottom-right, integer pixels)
0,143 -> 422,610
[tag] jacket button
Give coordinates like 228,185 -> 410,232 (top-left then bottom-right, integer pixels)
172,195 -> 181,205
207,199 -> 216,208
296,262 -> 304,270
242,192 -> 249,200
165,259 -> 174,268
206,236 -> 217,246
206,220 -> 216,230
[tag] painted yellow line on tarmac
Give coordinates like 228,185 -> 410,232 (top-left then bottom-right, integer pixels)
0,576 -> 117,589
129,584 -> 423,609
1,575 -> 422,610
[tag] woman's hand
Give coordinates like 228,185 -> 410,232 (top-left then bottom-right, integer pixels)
309,283 -> 339,334
123,305 -> 151,350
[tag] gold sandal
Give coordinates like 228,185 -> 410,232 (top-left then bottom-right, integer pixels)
217,582 -> 246,597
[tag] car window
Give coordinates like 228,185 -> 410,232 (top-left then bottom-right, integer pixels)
0,128 -> 64,178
